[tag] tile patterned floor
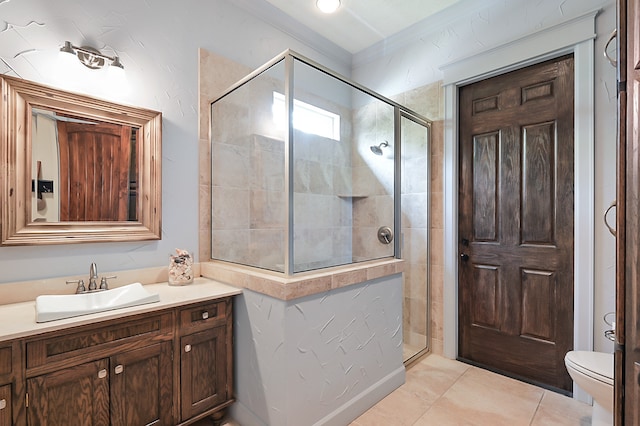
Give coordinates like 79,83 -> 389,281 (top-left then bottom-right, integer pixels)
351,354 -> 593,426
202,354 -> 593,426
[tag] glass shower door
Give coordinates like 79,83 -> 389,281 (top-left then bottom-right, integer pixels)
400,112 -> 431,364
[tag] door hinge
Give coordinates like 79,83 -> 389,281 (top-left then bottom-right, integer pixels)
618,80 -> 626,93
25,392 -> 28,408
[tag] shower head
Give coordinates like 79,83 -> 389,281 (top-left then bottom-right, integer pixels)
370,141 -> 389,155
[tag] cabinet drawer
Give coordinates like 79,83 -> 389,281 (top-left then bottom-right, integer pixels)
26,312 -> 173,373
0,346 -> 12,380
179,299 -> 228,334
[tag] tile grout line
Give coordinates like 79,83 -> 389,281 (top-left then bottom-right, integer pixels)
409,362 -> 473,425
528,390 -> 546,426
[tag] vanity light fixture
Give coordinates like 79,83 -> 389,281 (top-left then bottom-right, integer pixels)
59,41 -> 125,72
316,0 -> 341,14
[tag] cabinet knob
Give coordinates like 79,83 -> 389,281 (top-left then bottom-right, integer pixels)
0,399 -> 6,410
115,364 -> 124,375
202,311 -> 209,320
98,369 -> 107,379
185,344 -> 192,353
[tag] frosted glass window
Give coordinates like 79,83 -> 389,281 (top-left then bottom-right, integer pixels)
272,92 -> 340,141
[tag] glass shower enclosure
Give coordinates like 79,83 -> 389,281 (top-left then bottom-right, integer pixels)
210,50 -> 431,362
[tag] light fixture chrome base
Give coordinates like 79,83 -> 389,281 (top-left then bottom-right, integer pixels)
60,41 -> 124,70
76,46 -> 106,69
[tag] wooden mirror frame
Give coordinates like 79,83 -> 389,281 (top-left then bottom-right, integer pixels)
0,75 -> 162,245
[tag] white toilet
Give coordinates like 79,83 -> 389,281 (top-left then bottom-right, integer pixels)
564,351 -> 614,426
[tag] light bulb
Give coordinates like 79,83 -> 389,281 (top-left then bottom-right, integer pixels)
316,0 -> 340,14
106,61 -> 129,97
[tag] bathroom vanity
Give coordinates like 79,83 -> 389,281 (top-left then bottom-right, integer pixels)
0,278 -> 241,426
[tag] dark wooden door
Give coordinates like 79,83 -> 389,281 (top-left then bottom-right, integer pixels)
26,359 -> 110,425
110,342 -> 173,426
458,56 -> 575,392
58,121 -> 132,221
180,326 -> 228,421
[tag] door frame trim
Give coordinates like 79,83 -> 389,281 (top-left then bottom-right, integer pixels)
441,9 -> 599,402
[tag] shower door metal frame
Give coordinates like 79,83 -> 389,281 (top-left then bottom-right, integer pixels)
398,110 -> 432,366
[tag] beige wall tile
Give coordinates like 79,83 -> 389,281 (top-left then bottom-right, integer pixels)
332,269 -> 368,289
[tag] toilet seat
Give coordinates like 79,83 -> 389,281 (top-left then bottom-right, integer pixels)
565,351 -> 614,386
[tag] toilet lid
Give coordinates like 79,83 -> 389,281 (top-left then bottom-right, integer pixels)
565,351 -> 614,386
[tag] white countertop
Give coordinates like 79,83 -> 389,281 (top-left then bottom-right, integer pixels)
0,277 -> 242,343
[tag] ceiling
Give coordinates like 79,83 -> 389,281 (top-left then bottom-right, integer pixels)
262,0 -> 463,54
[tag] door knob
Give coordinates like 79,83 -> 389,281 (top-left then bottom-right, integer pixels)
460,253 -> 469,261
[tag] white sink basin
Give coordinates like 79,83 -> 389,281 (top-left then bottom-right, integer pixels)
36,283 -> 160,323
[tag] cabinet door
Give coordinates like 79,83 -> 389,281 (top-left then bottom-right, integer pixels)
0,384 -> 10,426
26,359 -> 110,426
180,325 -> 227,420
110,342 -> 173,426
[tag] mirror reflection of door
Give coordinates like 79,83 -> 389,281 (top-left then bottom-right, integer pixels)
57,121 -> 136,221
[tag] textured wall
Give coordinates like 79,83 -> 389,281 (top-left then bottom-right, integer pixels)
232,274 -> 405,426
0,0 -> 349,285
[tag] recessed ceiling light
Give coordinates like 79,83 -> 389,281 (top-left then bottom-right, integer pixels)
316,0 -> 341,14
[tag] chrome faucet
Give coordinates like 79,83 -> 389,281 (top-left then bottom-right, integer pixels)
88,262 -> 98,291
65,263 -> 117,293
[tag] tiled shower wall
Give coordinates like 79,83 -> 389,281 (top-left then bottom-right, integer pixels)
293,130 -> 355,271
351,100 -> 395,263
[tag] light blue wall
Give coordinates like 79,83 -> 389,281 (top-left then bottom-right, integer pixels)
232,275 -> 405,426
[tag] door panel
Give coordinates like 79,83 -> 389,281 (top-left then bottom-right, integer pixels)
522,122 -> 556,243
110,342 -> 173,426
471,264 -> 500,330
472,133 -> 499,242
180,325 -> 227,421
459,56 -> 574,392
58,121 -> 133,221
27,359 -> 110,426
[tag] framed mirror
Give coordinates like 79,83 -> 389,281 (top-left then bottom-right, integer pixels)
0,75 -> 162,245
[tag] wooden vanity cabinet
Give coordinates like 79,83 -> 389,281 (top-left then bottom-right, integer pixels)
7,295 -> 235,426
177,299 -> 233,424
25,343 -> 174,426
24,311 -> 174,426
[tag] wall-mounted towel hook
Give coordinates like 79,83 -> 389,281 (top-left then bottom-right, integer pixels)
603,200 -> 616,237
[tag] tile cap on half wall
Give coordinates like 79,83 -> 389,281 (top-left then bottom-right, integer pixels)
200,258 -> 404,300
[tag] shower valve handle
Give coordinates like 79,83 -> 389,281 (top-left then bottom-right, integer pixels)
377,226 -> 393,244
